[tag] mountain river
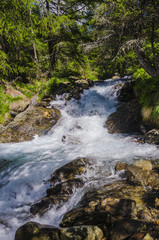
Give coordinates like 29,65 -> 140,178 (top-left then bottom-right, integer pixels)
0,79 -> 159,240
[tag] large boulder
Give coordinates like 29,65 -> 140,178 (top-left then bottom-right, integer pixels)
6,85 -> 31,116
125,163 -> 159,190
0,105 -> 61,143
15,222 -> 60,240
106,99 -> 142,134
15,222 -> 104,240
118,81 -> 135,102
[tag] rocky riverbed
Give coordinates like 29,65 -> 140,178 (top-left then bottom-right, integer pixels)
15,157 -> 159,240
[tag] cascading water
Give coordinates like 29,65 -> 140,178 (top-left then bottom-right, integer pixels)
0,79 -> 159,240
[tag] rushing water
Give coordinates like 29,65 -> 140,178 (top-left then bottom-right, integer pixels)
0,79 -> 159,240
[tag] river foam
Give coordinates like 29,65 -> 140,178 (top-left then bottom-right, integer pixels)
0,79 -> 159,240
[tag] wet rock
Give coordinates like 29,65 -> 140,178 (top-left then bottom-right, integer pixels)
60,207 -> 111,228
30,179 -> 84,216
50,157 -> 91,186
115,161 -> 128,172
30,158 -> 91,216
60,225 -> 104,240
144,129 -> 159,145
60,196 -> 137,228
60,181 -> 138,228
30,195 -> 70,216
110,219 -> 146,240
15,222 -> 60,240
47,178 -> 84,197
118,81 -> 135,102
49,79 -> 94,102
15,222 -> 104,240
126,165 -> 149,186
147,171 -> 159,190
127,160 -> 159,190
106,99 -> 142,134
112,73 -> 121,80
0,106 -> 61,143
155,198 -> 159,208
134,160 -> 153,171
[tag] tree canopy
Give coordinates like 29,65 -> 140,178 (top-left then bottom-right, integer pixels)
0,0 -> 159,82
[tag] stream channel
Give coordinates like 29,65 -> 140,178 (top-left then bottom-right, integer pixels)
0,79 -> 159,240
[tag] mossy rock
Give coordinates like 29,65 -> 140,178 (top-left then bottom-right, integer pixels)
0,105 -> 61,143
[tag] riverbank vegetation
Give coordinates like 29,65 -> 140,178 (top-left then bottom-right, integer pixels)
0,0 -> 159,124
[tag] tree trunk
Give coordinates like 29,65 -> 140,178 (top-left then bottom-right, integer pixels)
30,9 -> 39,78
134,44 -> 159,78
57,0 -> 60,16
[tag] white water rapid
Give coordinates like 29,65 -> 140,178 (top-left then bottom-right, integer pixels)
0,79 -> 159,240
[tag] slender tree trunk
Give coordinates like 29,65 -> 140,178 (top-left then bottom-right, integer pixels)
57,0 -> 60,16
30,9 -> 39,78
46,0 -> 60,76
134,44 -> 159,77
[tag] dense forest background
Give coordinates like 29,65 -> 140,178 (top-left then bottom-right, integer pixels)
0,0 -> 159,124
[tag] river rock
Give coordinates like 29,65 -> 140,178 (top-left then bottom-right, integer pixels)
126,165 -> 149,186
134,160 -> 153,171
106,99 -> 142,134
15,222 -> 104,240
115,161 -> 128,172
110,219 -> 146,240
144,129 -> 159,145
118,81 -> 135,102
112,73 -> 121,80
0,105 -> 60,143
30,179 -> 84,216
48,79 -> 94,101
60,225 -> 104,240
6,85 -> 30,116
50,157 -> 91,186
60,181 -> 138,228
126,164 -> 159,190
15,222 -> 60,240
30,158 -> 91,216
47,178 -> 84,196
